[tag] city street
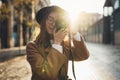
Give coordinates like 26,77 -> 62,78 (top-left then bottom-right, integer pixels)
0,0 -> 120,80
0,43 -> 120,80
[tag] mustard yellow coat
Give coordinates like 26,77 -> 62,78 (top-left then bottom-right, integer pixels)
26,37 -> 89,80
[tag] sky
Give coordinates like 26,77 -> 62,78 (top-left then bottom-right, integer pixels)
50,0 -> 106,15
50,0 -> 106,31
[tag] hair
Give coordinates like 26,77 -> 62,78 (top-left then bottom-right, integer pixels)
33,6 -> 69,55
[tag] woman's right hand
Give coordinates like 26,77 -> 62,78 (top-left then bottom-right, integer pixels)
53,29 -> 67,45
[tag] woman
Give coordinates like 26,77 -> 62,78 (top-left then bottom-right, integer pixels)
26,5 -> 89,80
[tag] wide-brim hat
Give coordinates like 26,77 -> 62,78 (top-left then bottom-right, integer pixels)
36,6 -> 51,24
36,6 -> 67,25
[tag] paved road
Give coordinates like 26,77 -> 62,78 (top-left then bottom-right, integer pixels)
69,43 -> 120,80
0,46 -> 31,80
0,43 -> 120,80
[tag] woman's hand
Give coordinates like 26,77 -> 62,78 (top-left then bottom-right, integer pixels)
53,29 -> 67,45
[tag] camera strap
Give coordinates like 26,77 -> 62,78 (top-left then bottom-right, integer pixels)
68,33 -> 76,80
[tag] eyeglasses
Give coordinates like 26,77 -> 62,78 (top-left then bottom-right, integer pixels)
47,16 -> 56,24
47,15 -> 69,31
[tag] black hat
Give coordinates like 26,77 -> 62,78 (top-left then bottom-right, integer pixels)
36,6 -> 51,24
36,6 -> 66,25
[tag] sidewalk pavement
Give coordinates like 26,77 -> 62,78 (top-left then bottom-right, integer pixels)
0,46 -> 26,62
0,46 -> 30,80
0,43 -> 120,80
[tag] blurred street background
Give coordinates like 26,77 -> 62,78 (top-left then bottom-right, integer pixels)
0,0 -> 120,80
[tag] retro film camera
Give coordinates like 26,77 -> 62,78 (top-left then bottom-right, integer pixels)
55,16 -> 70,32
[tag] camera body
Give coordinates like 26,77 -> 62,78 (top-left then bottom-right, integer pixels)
55,16 -> 70,32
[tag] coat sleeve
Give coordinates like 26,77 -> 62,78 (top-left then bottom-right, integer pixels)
26,42 -> 43,76
63,35 -> 89,61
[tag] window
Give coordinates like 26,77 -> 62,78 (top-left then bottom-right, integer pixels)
114,0 -> 119,9
103,7 -> 108,16
108,7 -> 113,16
103,6 -> 113,16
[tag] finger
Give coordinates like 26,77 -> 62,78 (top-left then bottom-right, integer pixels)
59,29 -> 67,33
55,29 -> 63,34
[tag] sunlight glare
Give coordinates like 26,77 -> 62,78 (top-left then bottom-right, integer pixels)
51,0 -> 106,14
68,60 -> 94,80
51,0 -> 105,33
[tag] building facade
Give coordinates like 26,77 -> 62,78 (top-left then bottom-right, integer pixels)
86,19 -> 104,43
85,0 -> 120,45
103,0 -> 120,45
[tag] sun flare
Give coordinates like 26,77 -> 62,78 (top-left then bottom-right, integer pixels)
51,0 -> 105,32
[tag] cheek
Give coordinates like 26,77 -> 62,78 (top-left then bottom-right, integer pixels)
45,22 -> 49,30
45,25 -> 52,34
45,21 -> 54,34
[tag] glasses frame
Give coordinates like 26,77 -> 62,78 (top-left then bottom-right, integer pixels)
47,16 -> 56,25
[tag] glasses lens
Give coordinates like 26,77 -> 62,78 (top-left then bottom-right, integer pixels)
47,16 -> 55,24
55,19 -> 68,32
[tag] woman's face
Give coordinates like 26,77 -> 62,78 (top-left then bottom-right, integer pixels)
45,12 -> 58,34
